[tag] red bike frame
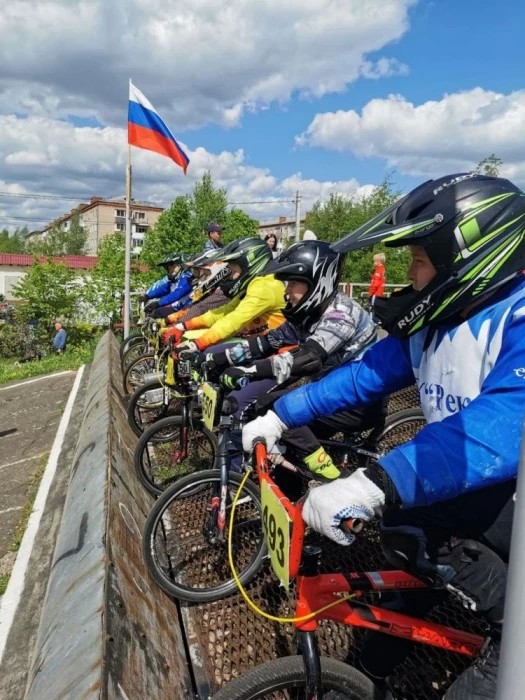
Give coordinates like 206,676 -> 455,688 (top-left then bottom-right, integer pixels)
254,442 -> 485,658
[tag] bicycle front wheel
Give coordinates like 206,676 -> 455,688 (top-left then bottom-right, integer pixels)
142,469 -> 266,603
211,655 -> 382,699
127,379 -> 183,437
122,353 -> 157,394
134,415 -> 217,495
375,407 -> 426,453
121,339 -> 150,372
120,331 -> 144,360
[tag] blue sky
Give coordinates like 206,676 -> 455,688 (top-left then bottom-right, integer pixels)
0,0 -> 524,229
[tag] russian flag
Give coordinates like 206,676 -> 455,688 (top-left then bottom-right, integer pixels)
128,81 -> 190,174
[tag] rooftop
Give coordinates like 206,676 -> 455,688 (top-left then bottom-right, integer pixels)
0,253 -> 98,269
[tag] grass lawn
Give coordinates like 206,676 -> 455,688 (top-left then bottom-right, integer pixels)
0,339 -> 99,385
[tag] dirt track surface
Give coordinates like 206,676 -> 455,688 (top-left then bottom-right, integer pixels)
0,371 -> 76,557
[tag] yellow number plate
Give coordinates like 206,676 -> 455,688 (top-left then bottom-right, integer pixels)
261,479 -> 292,590
165,356 -> 175,385
201,382 -> 218,431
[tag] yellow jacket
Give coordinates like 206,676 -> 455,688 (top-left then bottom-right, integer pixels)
185,275 -> 285,350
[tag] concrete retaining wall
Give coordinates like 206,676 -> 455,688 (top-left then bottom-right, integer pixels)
25,332 -> 194,700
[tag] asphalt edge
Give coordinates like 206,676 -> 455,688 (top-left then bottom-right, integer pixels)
23,332 -> 112,700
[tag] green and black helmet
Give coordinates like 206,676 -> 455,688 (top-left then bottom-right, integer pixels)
157,252 -> 188,269
331,173 -> 525,337
209,237 -> 272,298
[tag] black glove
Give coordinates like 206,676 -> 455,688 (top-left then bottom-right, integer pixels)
144,299 -> 160,314
220,366 -> 256,391
207,351 -> 230,369
150,305 -> 173,319
139,294 -> 150,305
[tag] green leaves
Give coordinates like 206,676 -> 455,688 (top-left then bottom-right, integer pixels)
303,177 -> 410,286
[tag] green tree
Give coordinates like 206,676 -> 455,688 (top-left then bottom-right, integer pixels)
86,232 -> 142,322
0,227 -> 29,253
12,259 -> 82,342
303,175 -> 410,286
140,172 -> 258,283
140,196 -> 195,279
475,154 -> 503,177
188,170 -> 229,240
26,211 -> 87,256
222,208 -> 259,244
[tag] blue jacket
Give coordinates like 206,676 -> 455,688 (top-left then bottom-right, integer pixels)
274,277 -> 525,509
146,270 -> 193,307
53,328 -> 67,351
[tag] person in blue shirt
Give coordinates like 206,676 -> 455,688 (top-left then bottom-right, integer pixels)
140,253 -> 192,315
243,173 -> 525,699
52,322 -> 67,354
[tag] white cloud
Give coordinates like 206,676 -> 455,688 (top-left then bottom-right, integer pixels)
296,88 -> 525,184
0,115 -> 375,230
0,0 -> 414,128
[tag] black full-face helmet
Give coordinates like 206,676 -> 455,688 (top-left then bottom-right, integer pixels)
331,173 -> 525,337
207,237 -> 272,299
264,240 -> 344,329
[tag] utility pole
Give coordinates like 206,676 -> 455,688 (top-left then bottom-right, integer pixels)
294,190 -> 302,241
123,149 -> 132,337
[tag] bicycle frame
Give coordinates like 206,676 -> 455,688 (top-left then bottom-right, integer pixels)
252,442 -> 486,700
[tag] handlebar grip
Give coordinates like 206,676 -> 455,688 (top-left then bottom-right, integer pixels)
340,518 -> 364,535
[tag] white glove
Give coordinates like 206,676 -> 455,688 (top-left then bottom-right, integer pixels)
302,468 -> 385,546
242,410 -> 288,452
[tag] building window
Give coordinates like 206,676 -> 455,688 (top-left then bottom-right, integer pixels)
135,211 -> 145,220
116,209 -> 125,217
136,226 -> 147,234
115,222 -> 125,231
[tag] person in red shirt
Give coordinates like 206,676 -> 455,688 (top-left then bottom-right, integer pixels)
368,252 -> 386,307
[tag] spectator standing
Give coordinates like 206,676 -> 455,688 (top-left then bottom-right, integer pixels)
53,321 -> 67,354
203,222 -> 224,252
264,233 -> 279,258
368,252 -> 386,307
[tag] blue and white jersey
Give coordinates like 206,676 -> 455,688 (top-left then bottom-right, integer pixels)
146,270 -> 193,307
274,277 -> 525,508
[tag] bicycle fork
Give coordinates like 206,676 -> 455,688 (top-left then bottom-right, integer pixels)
202,426 -> 230,544
299,630 -> 322,699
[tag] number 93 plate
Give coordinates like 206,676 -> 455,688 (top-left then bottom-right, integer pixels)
261,479 -> 292,590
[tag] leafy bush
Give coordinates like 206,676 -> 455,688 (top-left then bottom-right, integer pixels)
0,321 -> 26,357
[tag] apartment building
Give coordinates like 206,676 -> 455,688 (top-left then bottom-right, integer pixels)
33,196 -> 164,255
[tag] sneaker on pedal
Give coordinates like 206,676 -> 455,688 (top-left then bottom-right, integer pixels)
444,639 -> 499,699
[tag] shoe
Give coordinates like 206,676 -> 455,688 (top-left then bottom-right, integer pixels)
444,638 -> 499,699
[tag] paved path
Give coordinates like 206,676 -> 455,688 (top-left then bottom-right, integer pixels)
0,368 -> 90,700
0,371 -> 75,557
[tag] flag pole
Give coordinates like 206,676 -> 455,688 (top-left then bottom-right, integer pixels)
124,144 -> 132,337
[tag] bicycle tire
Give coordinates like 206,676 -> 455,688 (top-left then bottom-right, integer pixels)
121,339 -> 150,372
120,331 -> 144,360
122,352 -> 157,394
375,407 -> 426,453
142,469 -> 266,603
127,379 -> 183,437
211,655 -> 383,700
134,415 -> 217,495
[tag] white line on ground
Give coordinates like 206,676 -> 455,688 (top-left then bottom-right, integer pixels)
0,364 -> 85,663
0,370 -> 74,392
0,454 -> 48,473
0,507 -> 23,516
